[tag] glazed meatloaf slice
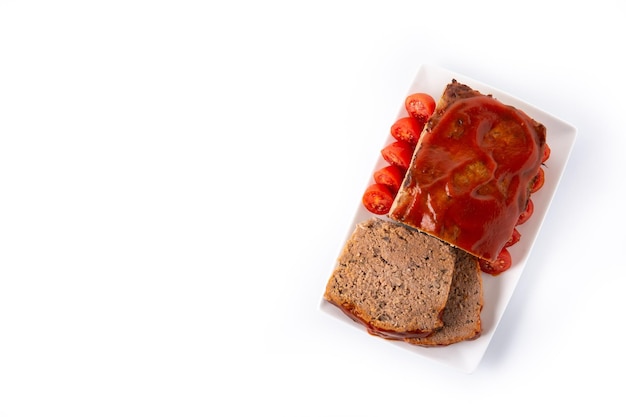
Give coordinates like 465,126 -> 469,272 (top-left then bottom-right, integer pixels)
324,217 -> 458,339
389,80 -> 547,262
406,249 -> 483,346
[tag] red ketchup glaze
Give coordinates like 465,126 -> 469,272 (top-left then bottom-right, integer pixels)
390,96 -> 546,262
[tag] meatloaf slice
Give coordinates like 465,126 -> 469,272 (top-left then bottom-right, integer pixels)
405,249 -> 483,346
324,217 -> 457,339
389,80 -> 547,261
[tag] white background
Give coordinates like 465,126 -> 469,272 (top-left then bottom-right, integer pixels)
1,1 -> 624,415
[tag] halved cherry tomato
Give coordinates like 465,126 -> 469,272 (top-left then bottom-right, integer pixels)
479,248 -> 512,276
381,141 -> 414,170
530,167 -> 545,193
542,143 -> 551,163
405,93 -> 436,123
373,165 -> 405,193
516,198 -> 534,225
390,117 -> 424,145
505,228 -> 521,247
362,183 -> 394,215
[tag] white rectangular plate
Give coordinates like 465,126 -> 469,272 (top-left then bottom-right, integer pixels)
319,64 -> 577,373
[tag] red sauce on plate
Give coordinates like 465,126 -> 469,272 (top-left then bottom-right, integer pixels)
326,299 -> 439,340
